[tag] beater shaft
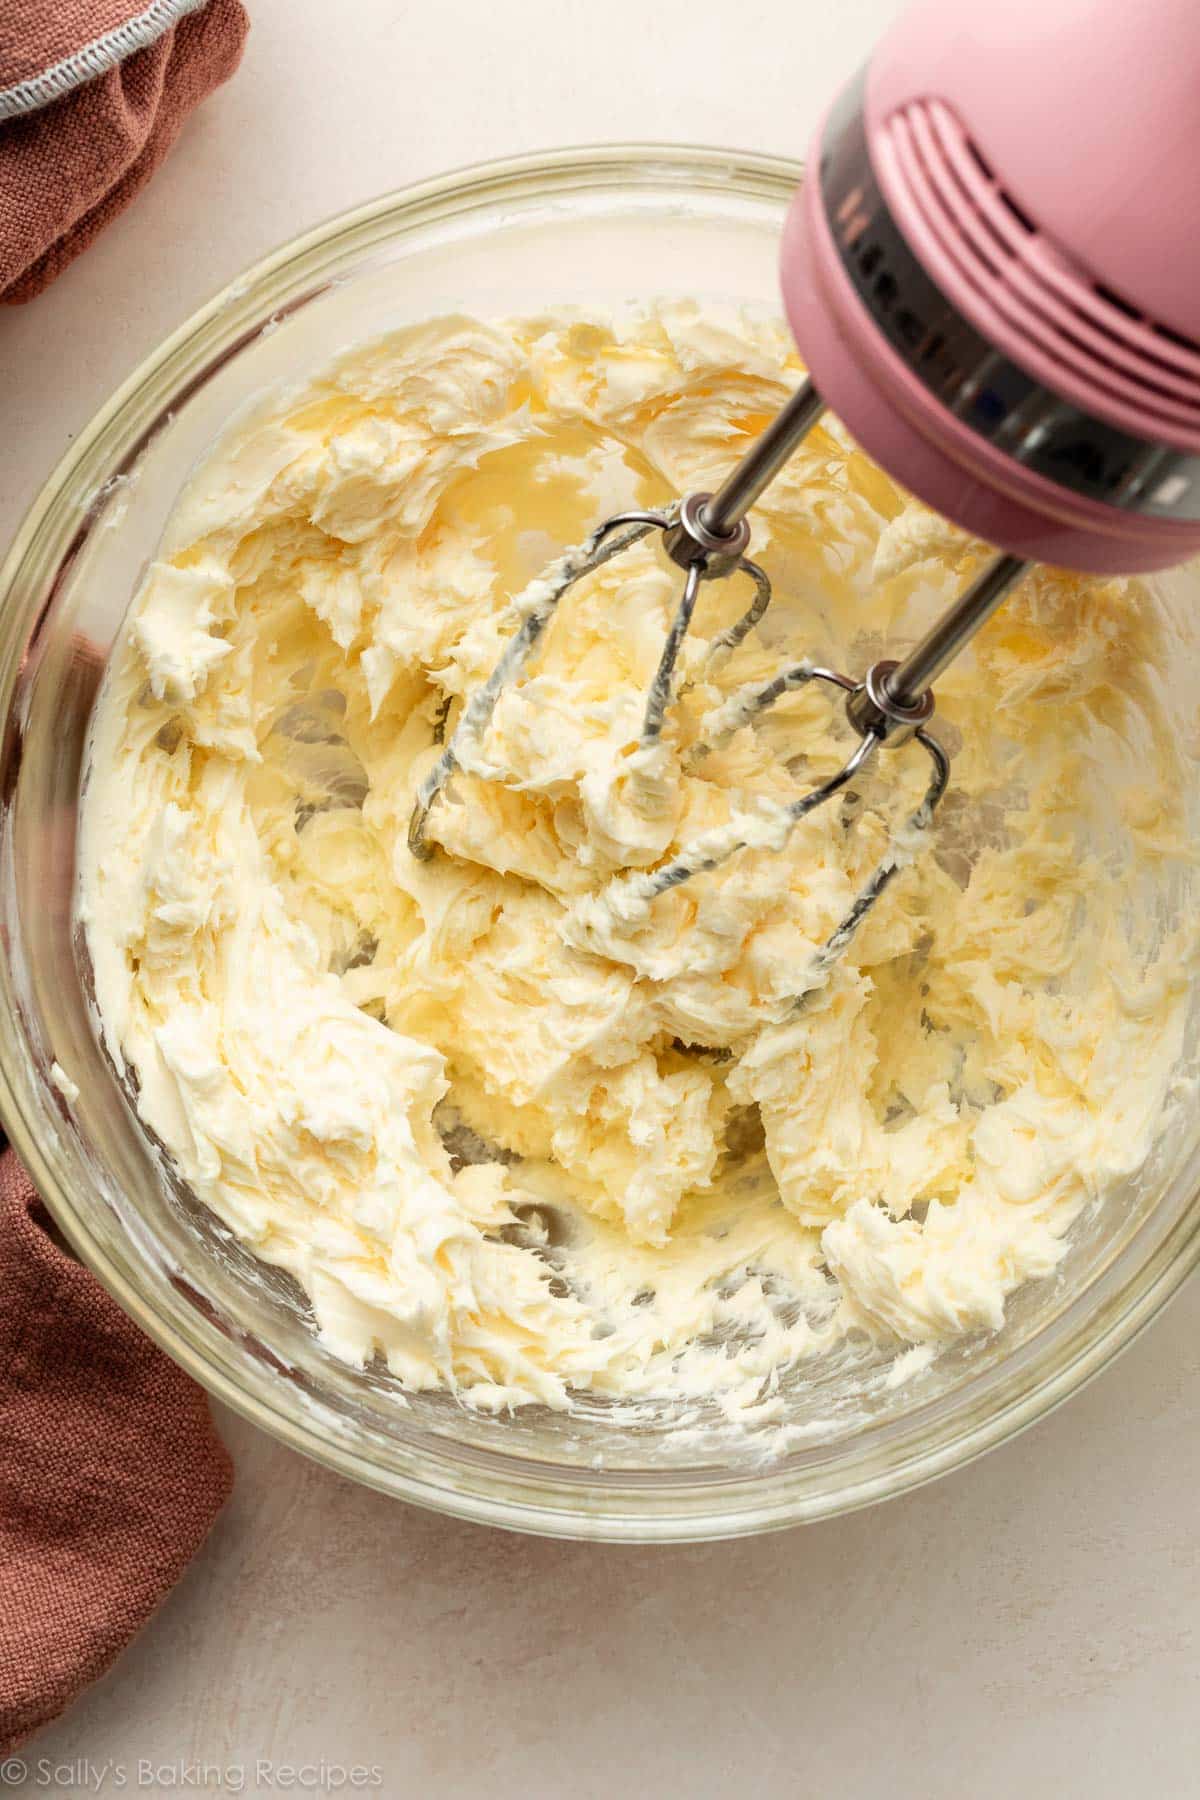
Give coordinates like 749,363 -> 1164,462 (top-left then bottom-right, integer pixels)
886,553 -> 1029,708
700,379 -> 827,540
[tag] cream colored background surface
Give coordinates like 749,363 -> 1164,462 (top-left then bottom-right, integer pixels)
3,1 -> 1199,1794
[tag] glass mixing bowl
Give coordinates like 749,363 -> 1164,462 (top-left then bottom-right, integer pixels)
2,147 -> 1198,1542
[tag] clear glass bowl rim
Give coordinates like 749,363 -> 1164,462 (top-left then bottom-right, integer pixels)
1,142 -> 1197,1542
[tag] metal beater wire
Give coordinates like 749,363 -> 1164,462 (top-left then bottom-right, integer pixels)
406,367 -> 1028,985
408,511 -> 668,860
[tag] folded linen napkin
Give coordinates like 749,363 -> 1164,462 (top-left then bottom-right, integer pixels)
0,0 -> 248,302
0,1149 -> 233,1752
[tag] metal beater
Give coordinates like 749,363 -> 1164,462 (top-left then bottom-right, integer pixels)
408,377 -> 1026,975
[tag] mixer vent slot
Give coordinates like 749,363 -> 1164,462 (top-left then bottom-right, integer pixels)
881,98 -> 1200,445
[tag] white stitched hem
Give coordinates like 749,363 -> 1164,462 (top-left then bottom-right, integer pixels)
0,0 -> 211,122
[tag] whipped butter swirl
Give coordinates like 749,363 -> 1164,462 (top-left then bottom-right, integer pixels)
78,305 -> 1195,1421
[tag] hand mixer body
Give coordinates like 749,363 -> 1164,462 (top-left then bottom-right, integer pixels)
781,0 -> 1200,573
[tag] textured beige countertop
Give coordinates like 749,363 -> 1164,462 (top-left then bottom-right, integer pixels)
3,1 -> 1199,1794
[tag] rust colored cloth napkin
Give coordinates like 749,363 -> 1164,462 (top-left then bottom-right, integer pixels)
0,1149 -> 233,1752
0,0 -> 249,303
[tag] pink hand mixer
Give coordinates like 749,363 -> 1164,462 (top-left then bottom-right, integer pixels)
412,0 -> 1200,972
